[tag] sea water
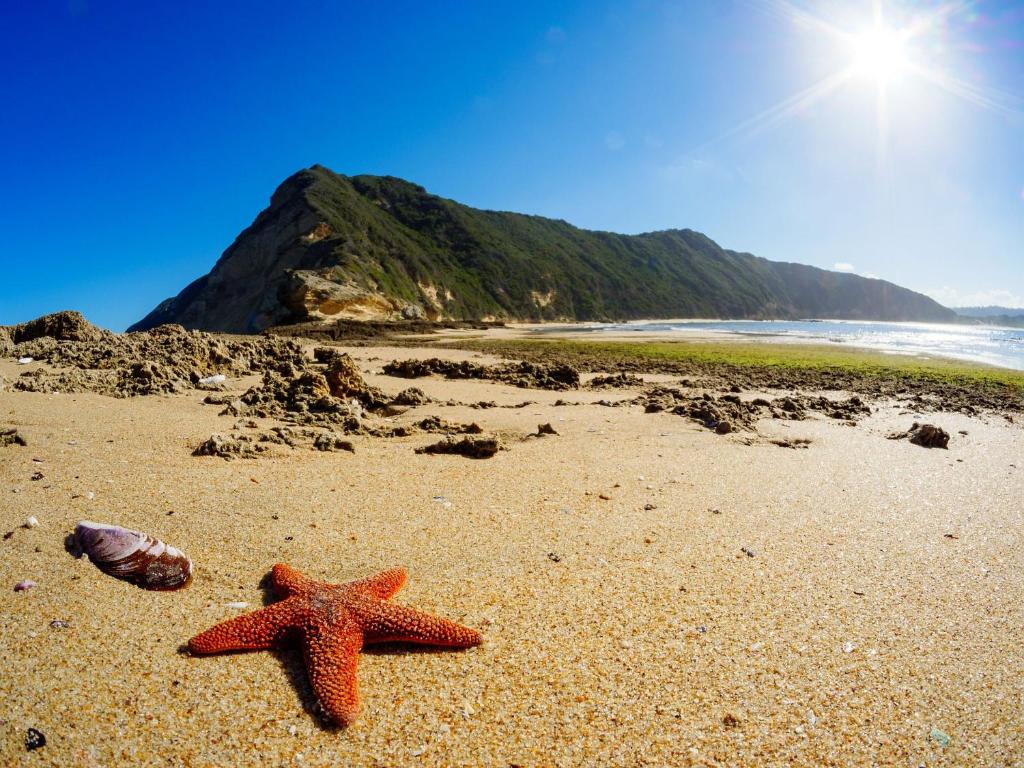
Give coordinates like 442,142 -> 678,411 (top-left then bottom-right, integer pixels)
536,319 -> 1024,371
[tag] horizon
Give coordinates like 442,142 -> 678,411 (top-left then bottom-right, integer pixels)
1,1 -> 1022,330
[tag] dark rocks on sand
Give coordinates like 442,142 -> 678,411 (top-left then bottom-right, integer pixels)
313,433 -> 356,453
415,436 -> 501,459
382,357 -> 580,391
1,427 -> 27,447
193,433 -> 264,460
888,422 -> 950,449
536,423 -> 558,436
392,387 -> 431,406
715,420 -> 733,435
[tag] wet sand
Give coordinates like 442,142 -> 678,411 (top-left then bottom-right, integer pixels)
2,343 -> 1023,767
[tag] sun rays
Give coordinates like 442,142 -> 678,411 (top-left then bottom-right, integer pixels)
707,0 -> 1021,162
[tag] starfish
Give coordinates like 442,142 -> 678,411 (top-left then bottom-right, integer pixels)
188,564 -> 482,725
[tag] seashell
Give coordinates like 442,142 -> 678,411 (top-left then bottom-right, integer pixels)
73,520 -> 193,591
17,356 -> 34,364
14,579 -> 37,591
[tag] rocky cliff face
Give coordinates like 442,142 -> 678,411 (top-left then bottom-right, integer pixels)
131,165 -> 957,332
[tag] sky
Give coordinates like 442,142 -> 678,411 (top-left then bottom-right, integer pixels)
1,0 -> 1022,330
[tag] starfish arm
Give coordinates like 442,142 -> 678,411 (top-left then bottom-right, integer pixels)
188,600 -> 297,654
361,603 -> 483,648
348,567 -> 408,600
271,563 -> 317,596
303,620 -> 364,726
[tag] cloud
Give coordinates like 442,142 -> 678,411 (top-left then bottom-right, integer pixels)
604,131 -> 625,151
924,286 -> 1024,309
833,262 -> 855,272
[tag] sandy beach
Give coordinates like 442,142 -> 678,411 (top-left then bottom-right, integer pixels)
2,337 -> 1023,767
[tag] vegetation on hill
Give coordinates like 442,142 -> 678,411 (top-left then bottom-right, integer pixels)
131,165 -> 957,332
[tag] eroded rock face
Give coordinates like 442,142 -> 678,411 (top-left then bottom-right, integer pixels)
281,270 -> 422,324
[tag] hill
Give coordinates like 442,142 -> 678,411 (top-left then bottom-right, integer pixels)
131,165 -> 957,332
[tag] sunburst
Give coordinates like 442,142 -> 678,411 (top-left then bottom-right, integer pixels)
701,1 -> 1021,156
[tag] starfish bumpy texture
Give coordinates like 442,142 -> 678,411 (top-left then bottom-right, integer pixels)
188,564 -> 482,725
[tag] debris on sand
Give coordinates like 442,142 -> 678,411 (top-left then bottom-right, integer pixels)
887,423 -> 950,449
638,387 -> 871,434
587,372 -> 645,389
536,423 -> 558,436
312,433 -> 356,453
415,436 -> 501,459
769,437 -> 812,449
392,387 -> 431,406
316,347 -> 388,407
9,317 -> 307,397
383,357 -> 580,390
193,433 -> 266,460
25,727 -> 46,751
1,427 -> 28,447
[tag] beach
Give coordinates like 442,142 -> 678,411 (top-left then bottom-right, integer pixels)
2,335 -> 1023,767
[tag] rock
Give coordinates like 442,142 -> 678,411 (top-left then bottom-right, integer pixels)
1,427 -> 27,447
320,349 -> 386,406
382,357 -> 579,391
9,310 -> 106,343
415,436 -> 501,459
25,727 -> 46,751
14,580 -> 37,592
715,420 -> 732,435
536,423 -> 558,436
587,372 -> 644,389
313,433 -> 356,453
193,434 -> 263,460
887,422 -> 950,449
0,326 -> 13,356
392,387 -> 431,406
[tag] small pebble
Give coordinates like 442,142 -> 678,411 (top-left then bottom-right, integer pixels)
26,727 -> 45,750
741,547 -> 755,558
49,620 -> 71,630
225,601 -> 249,609
14,580 -> 37,592
24,516 -> 39,528
930,726 -> 951,748
843,641 -> 856,654
547,552 -> 562,563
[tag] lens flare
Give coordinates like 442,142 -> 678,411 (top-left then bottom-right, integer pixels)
851,26 -> 909,81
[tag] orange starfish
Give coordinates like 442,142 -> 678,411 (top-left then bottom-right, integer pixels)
188,564 -> 482,725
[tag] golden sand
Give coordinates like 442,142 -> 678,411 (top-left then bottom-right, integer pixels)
1,344 -> 1022,766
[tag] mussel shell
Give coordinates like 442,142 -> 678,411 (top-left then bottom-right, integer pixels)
73,520 -> 192,591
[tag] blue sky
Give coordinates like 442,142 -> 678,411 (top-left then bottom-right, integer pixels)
1,0 -> 1022,330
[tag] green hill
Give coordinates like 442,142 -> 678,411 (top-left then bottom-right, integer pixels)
130,165 -> 956,332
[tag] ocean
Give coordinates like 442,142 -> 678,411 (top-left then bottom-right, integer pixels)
536,319 -> 1024,371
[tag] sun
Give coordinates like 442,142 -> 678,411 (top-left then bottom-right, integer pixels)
851,26 -> 909,81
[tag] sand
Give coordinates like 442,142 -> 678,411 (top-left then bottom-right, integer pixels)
1,342 -> 1023,767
